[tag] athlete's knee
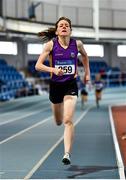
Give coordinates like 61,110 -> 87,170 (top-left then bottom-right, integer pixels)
64,119 -> 73,126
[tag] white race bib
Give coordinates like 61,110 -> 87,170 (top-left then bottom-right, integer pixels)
55,59 -> 75,75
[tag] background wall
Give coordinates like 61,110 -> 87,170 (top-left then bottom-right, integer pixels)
2,0 -> 126,29
0,0 -> 126,72
0,36 -> 125,72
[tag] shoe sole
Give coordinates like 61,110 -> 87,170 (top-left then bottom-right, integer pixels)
62,158 -> 71,165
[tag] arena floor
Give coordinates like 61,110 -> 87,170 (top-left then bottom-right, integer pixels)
0,87 -> 126,179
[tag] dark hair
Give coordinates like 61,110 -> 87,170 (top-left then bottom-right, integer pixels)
38,17 -> 72,42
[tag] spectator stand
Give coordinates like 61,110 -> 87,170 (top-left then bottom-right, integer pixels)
0,59 -> 37,101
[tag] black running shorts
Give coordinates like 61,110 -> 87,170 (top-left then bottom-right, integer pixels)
49,79 -> 78,104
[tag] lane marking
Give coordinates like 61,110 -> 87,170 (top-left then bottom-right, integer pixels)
109,106 -> 126,180
0,116 -> 52,145
0,100 -> 49,118
110,102 -> 126,107
24,106 -> 93,180
0,106 -> 50,126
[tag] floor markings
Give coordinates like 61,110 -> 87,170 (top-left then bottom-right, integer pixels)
0,116 -> 52,145
24,106 -> 93,179
109,106 -> 126,179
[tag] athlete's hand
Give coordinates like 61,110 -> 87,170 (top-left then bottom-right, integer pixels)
86,81 -> 92,91
53,68 -> 64,76
84,74 -> 90,84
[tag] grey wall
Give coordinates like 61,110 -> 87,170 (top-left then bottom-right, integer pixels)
1,0 -> 126,71
0,37 -> 125,72
0,37 -> 38,69
2,0 -> 126,29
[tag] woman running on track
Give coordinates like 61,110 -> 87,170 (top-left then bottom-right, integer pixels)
80,82 -> 88,109
35,17 -> 90,165
94,73 -> 104,108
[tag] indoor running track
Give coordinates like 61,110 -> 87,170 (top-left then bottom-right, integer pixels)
0,87 -> 126,179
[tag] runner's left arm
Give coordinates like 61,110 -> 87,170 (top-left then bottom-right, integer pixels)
77,40 -> 90,83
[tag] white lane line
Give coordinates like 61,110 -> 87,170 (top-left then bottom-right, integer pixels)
0,106 -> 50,126
0,116 -> 52,145
109,106 -> 126,180
24,106 -> 93,180
110,102 -> 126,107
0,100 -> 49,118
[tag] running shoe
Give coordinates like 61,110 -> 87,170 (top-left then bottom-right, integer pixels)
62,152 -> 71,165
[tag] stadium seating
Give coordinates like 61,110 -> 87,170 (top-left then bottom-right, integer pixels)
28,60 -> 50,79
0,59 -> 31,101
1,59 -> 125,101
78,60 -> 123,88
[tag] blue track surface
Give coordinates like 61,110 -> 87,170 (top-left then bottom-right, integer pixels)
0,87 -> 126,179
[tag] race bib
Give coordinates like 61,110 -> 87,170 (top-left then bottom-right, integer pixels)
55,59 -> 75,75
